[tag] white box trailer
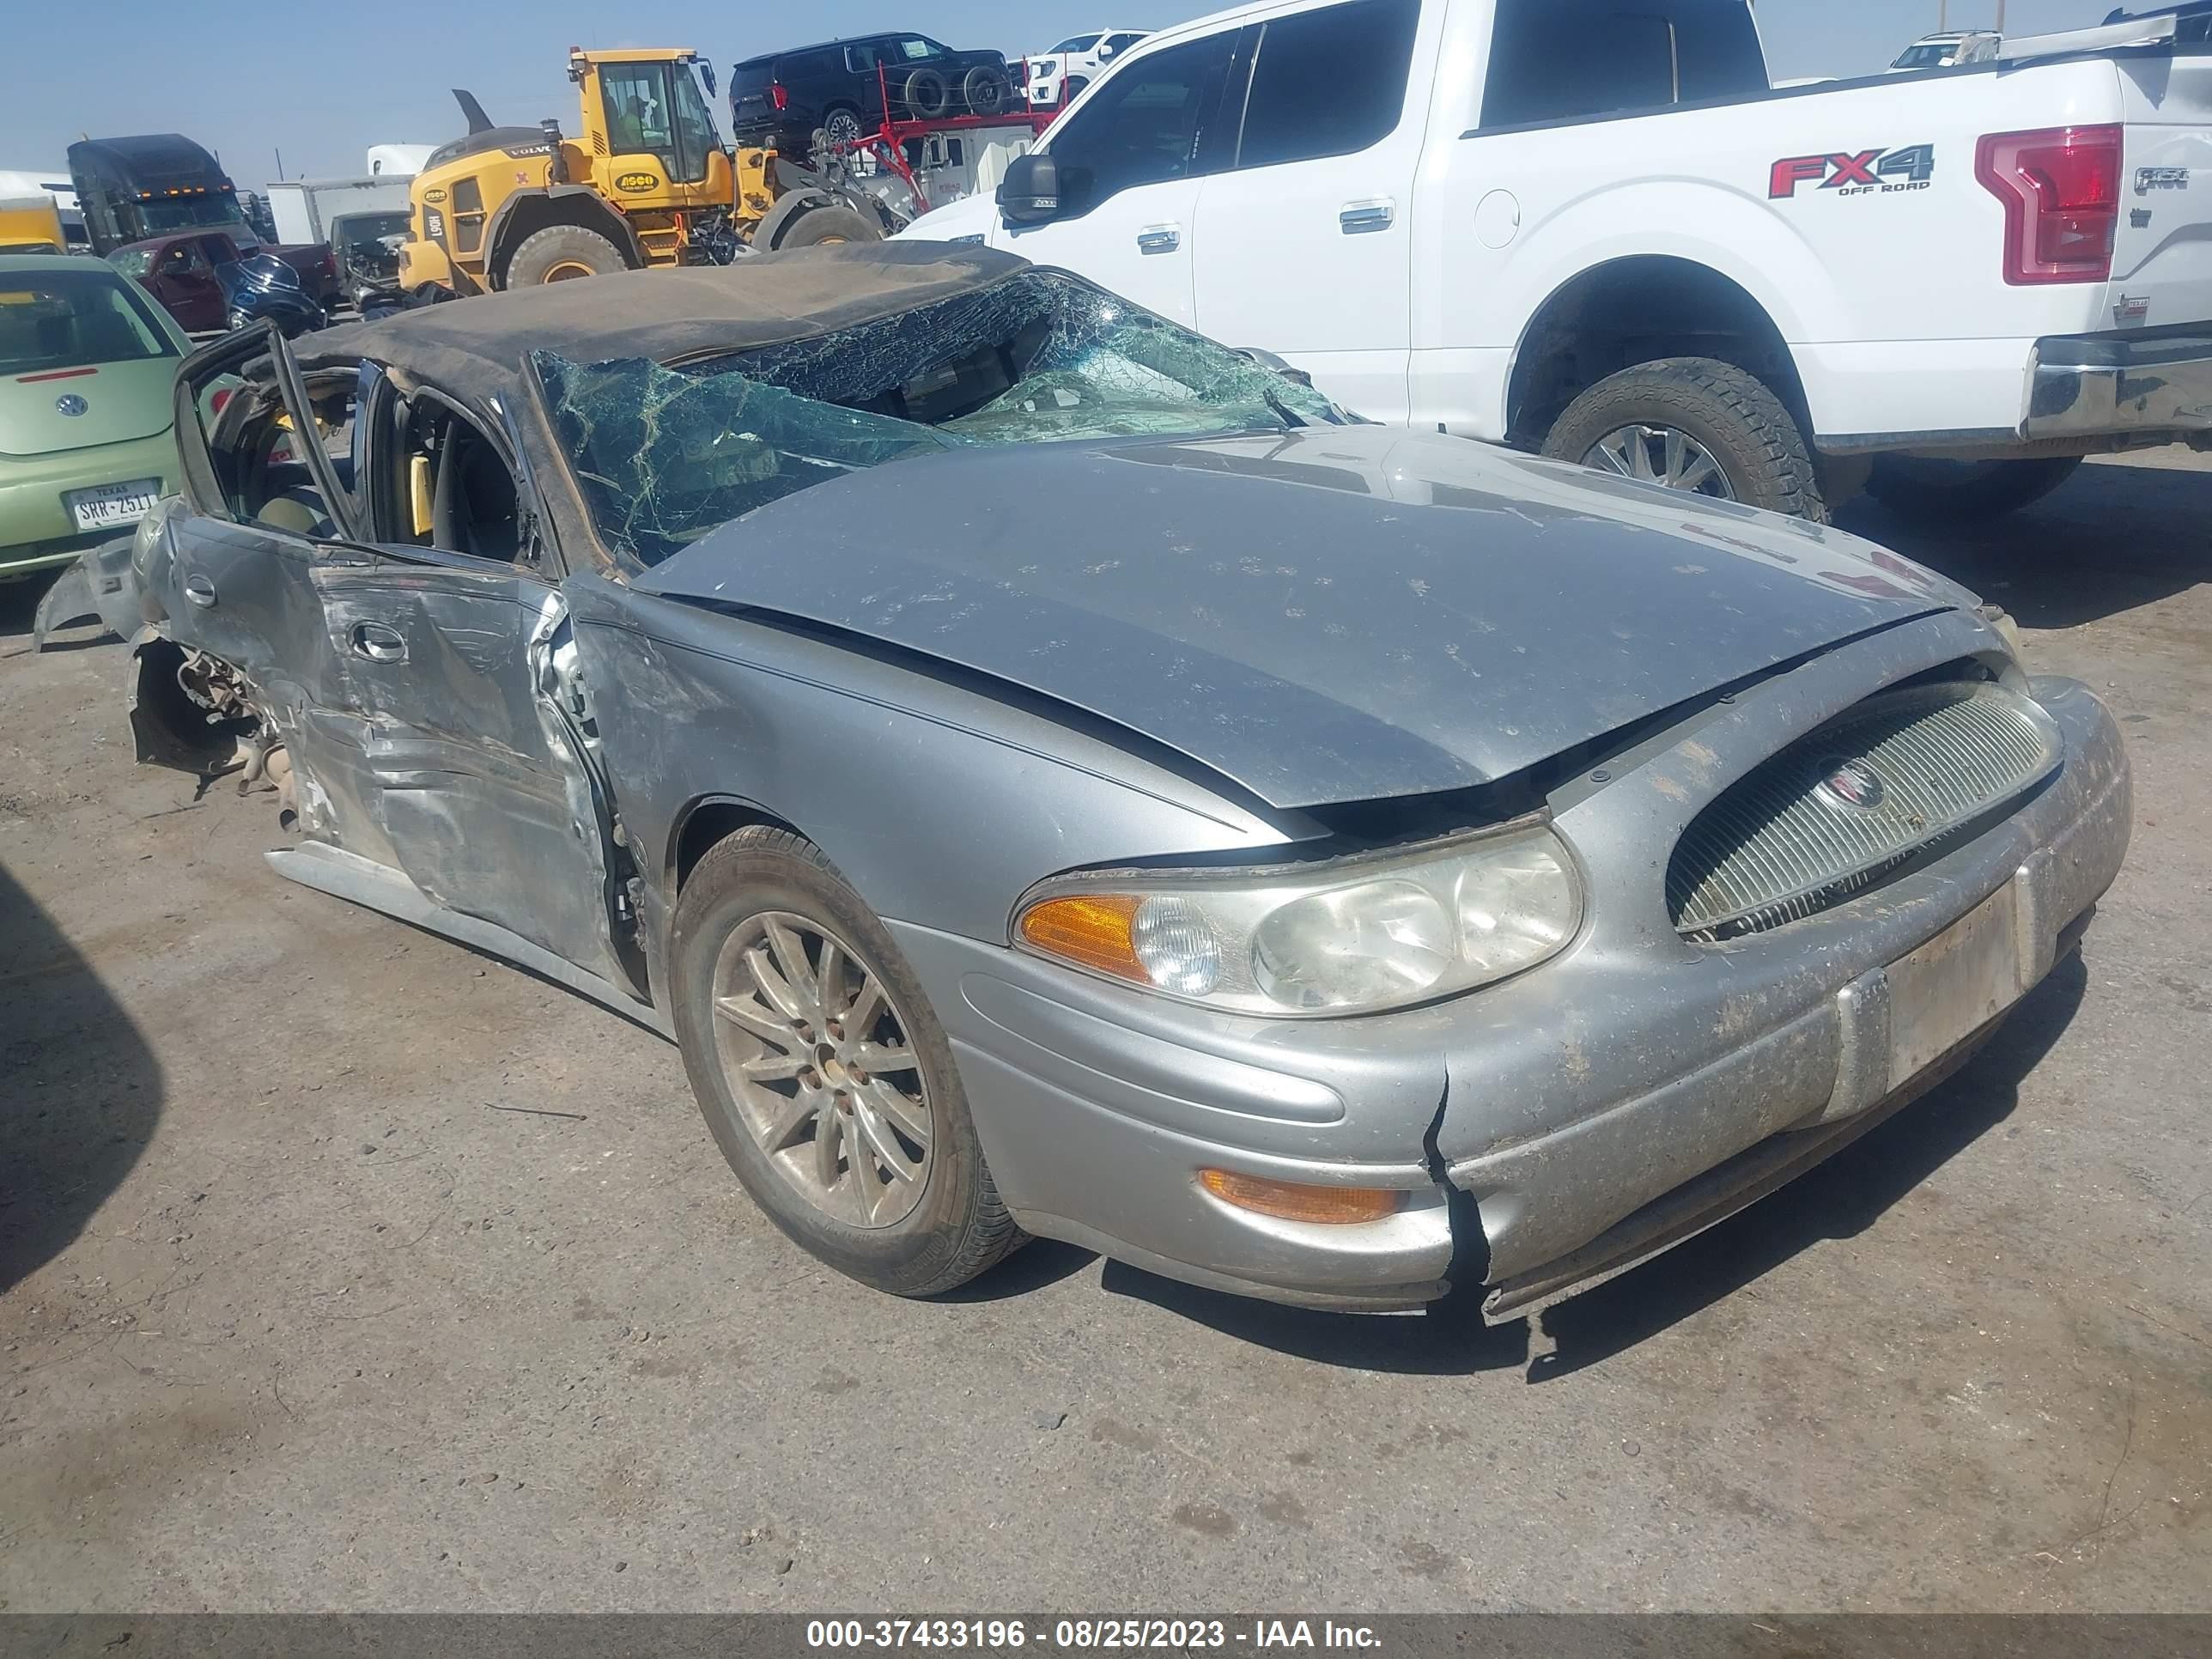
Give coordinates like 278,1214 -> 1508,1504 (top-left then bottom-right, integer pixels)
265,175 -> 412,245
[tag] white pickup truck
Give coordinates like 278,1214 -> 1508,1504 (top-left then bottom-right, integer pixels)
901,0 -> 2212,522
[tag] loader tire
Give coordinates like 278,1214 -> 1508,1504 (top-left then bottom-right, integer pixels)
503,225 -> 627,288
775,205 -> 882,248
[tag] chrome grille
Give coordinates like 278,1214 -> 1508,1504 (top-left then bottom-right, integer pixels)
1668,681 -> 2061,939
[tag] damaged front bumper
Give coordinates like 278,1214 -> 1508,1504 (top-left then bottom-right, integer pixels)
31,533 -> 141,650
890,623 -> 2130,1318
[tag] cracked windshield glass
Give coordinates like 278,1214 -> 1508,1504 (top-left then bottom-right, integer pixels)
536,268 -> 1345,566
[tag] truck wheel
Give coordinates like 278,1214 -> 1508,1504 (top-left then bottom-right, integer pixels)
1542,357 -> 1826,522
670,826 -> 1023,1297
962,66 -> 1012,115
503,224 -> 627,288
904,67 -> 952,118
775,205 -> 882,248
821,104 -> 864,146
1864,455 -> 2083,523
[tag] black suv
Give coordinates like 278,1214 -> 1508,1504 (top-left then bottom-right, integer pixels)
730,34 -> 1017,150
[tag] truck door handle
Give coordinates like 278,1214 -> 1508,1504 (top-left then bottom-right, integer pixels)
1339,200 -> 1395,234
1136,225 -> 1181,254
182,574 -> 217,608
349,622 -> 408,664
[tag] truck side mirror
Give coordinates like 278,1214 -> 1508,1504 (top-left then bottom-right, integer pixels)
998,153 -> 1061,225
700,62 -> 717,99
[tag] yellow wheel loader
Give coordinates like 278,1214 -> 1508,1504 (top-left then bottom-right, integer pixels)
399,47 -> 886,298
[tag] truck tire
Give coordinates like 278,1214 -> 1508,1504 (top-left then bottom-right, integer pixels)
775,204 -> 882,248
1541,357 -> 1826,523
669,825 -> 1023,1297
1863,455 -> 2083,523
503,224 -> 627,288
821,103 -> 864,146
962,66 -> 1012,115
904,67 -> 952,118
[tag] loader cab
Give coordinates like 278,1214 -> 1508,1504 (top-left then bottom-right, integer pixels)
399,47 -> 735,296
570,49 -> 732,205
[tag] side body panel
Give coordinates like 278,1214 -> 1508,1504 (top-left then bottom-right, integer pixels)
312,557 -> 629,989
1190,0 -> 1443,421
993,179 -> 1206,325
560,572 -> 1304,968
1412,25 -> 2151,441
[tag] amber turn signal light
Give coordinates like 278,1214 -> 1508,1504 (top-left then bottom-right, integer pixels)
1198,1169 -> 1401,1225
1018,893 -> 1146,981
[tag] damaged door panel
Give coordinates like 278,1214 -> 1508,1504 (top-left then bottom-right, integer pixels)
131,327 -> 374,841
313,560 -> 636,994
303,384 -> 641,1000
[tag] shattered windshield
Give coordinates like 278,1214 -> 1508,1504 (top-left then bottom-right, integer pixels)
535,267 -> 1346,566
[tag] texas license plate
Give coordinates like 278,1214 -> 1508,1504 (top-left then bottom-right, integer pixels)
64,478 -> 161,533
1887,881 -> 2027,1082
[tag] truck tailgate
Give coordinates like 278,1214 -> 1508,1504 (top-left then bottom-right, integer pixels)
2107,55 -> 2212,327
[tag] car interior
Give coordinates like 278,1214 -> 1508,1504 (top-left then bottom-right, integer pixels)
210,377 -> 357,538
380,394 -> 523,562
208,366 -> 521,565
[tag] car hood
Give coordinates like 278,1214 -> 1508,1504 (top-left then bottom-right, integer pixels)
0,356 -> 177,458
635,425 -> 1972,811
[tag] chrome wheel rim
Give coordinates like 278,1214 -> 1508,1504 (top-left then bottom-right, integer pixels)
709,911 -> 932,1228
824,110 -> 862,144
1582,424 -> 1736,500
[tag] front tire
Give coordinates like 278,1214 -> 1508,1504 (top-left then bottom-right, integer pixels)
1541,356 -> 1827,522
670,827 -> 1021,1297
1864,455 -> 2083,523
775,204 -> 881,248
503,224 -> 627,288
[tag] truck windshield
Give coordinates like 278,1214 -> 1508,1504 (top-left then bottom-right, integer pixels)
138,198 -> 251,235
538,267 -> 1346,567
1051,35 -> 1103,52
0,267 -> 175,375
1892,42 -> 1960,67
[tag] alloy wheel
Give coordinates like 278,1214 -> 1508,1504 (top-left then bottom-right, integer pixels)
1581,423 -> 1736,499
708,911 -> 933,1228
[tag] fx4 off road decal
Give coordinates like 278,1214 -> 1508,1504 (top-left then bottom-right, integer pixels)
1769,144 -> 1936,198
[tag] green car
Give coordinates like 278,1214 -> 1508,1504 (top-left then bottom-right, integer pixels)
0,252 -> 191,582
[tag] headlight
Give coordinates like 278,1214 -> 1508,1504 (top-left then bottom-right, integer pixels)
1013,822 -> 1581,1018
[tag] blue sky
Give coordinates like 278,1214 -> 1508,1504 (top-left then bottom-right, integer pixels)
3,0 -> 2129,184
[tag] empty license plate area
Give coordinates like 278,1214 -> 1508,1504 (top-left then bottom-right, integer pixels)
1887,880 -> 2027,1084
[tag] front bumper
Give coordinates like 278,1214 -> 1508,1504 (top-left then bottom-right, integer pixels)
895,614 -> 2130,1316
2024,326 -> 2212,441
0,432 -> 178,580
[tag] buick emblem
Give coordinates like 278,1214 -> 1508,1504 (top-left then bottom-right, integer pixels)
54,393 -> 88,417
1816,757 -> 1886,811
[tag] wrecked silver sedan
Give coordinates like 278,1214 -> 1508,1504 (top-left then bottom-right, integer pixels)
88,245 -> 2129,1316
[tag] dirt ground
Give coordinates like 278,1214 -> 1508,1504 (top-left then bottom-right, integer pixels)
1,454 -> 2207,1613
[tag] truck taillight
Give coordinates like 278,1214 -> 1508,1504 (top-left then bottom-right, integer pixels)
1975,125 -> 2123,285
771,82 -> 788,112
